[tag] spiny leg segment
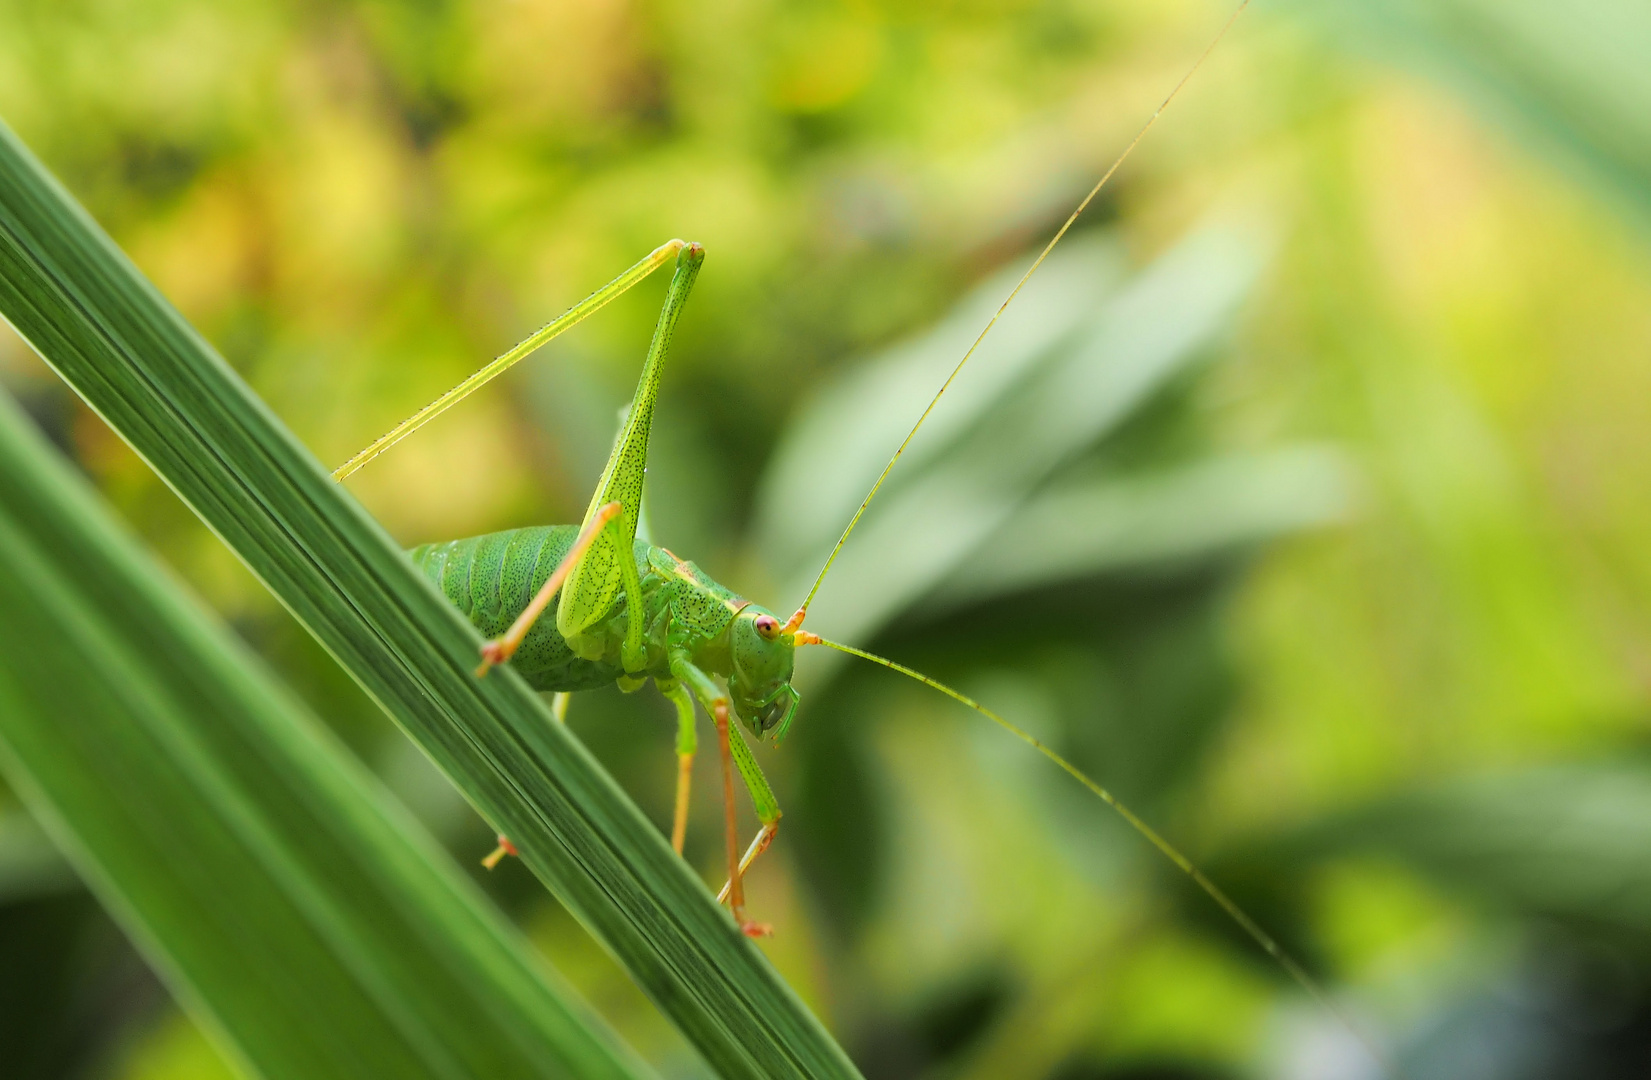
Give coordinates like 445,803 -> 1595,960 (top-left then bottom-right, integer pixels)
715,716 -> 781,907
715,825 -> 777,906
555,243 -> 704,673
713,706 -> 780,935
712,704 -> 753,931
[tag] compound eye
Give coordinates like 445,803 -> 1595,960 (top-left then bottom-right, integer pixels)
754,614 -> 781,640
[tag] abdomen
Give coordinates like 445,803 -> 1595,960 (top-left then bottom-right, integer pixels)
409,525 -> 631,693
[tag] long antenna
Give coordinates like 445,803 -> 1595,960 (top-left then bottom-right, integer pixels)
784,0 -> 1251,633
800,631 -> 1390,1074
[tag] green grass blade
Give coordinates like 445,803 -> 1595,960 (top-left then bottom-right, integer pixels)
0,118 -> 859,1080
0,389 -> 650,1080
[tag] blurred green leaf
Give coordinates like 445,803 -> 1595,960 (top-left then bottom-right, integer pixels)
1288,0 -> 1651,222
0,388 -> 648,1080
758,220 -> 1284,650
928,446 -> 1355,612
756,234 -> 1130,575
1283,763 -> 1651,936
0,117 -> 857,1079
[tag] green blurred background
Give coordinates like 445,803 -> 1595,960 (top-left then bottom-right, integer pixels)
3,0 -> 1651,1077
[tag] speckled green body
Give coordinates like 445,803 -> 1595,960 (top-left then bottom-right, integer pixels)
409,525 -> 750,694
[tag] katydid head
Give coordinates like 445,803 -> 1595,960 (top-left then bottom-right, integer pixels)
728,607 -> 800,742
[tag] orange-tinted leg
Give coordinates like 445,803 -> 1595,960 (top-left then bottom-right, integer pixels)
714,702 -> 771,937
673,754 -> 693,854
671,652 -> 779,934
714,714 -> 782,907
716,822 -> 778,905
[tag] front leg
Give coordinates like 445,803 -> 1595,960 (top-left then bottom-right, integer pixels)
715,729 -> 779,907
668,650 -> 779,938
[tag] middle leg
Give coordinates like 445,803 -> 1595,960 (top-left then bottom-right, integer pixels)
715,721 -> 781,906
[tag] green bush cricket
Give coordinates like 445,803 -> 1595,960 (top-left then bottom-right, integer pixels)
331,0 -> 1383,1064
337,238 -> 796,935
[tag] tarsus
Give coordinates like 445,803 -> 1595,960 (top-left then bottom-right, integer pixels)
786,0 -> 1253,633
